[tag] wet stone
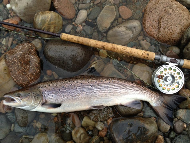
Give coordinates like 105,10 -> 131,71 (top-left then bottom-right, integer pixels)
157,118 -> 170,133
172,135 -> 190,143
44,39 -> 93,72
72,127 -> 90,143
174,120 -> 185,134
31,133 -> 49,143
0,114 -> 11,139
88,6 -> 101,20
178,89 -> 190,109
110,117 -> 158,143
1,132 -> 20,143
176,109 -> 190,124
75,10 -> 87,25
83,25 -> 93,35
183,42 -> 190,60
14,122 -> 27,133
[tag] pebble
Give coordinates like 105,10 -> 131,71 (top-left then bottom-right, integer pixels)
132,63 -> 153,85
14,122 -> 27,133
10,0 -> 51,23
34,11 -> 63,38
89,136 -> 100,143
100,63 -> 125,79
99,50 -> 107,58
6,112 -> 16,123
49,134 -> 66,143
65,24 -> 73,33
155,135 -> 164,143
172,135 -> 190,143
75,10 -> 87,25
83,25 -> 93,35
44,39 -> 93,72
95,122 -> 104,130
89,107 -> 114,122
168,46 -> 180,55
46,70 -> 53,76
174,120 -> 185,134
107,20 -> 142,45
0,114 -> 11,139
165,50 -> 179,59
183,42 -> 190,59
53,0 -> 76,19
178,89 -> 190,109
97,5 -> 116,32
176,109 -> 190,124
82,116 -> 96,127
79,3 -> 90,9
31,133 -> 49,143
180,25 -> 190,48
1,132 -> 20,143
5,43 -> 41,87
98,127 -> 107,137
157,118 -> 170,133
31,39 -> 42,52
143,0 -> 190,45
72,127 -> 90,143
0,56 -> 16,98
70,113 -> 81,128
15,108 -> 36,127
110,117 -> 158,143
88,6 -> 101,20
139,40 -> 151,51
119,6 -> 132,19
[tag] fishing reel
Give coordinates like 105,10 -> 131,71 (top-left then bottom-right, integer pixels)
152,55 -> 185,94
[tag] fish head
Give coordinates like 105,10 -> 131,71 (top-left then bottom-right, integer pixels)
3,88 -> 43,110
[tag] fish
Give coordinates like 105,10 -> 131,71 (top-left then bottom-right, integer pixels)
3,76 -> 186,126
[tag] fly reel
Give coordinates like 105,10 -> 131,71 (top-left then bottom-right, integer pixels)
152,63 -> 184,94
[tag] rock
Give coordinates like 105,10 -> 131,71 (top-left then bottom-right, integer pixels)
176,109 -> 190,124
157,118 -> 170,133
177,0 -> 190,8
49,134 -> 66,143
180,25 -> 190,48
0,56 -> 16,98
82,116 -> 96,127
100,63 -> 125,79
132,63 -> 153,85
6,112 -> 16,123
97,5 -> 116,32
110,117 -> 158,143
173,135 -> 190,143
15,108 -> 36,127
168,46 -> 180,55
140,40 -> 151,51
99,50 -> 107,58
183,42 -> 190,59
31,39 -> 42,52
5,43 -> 41,87
34,11 -> 63,38
79,3 -> 90,9
155,135 -> 164,143
44,39 -> 93,72
3,16 -> 21,31
88,6 -> 101,20
10,0 -> 51,23
31,133 -> 49,143
119,6 -> 132,20
88,107 -> 114,122
143,0 -> 190,45
53,0 -> 76,19
107,20 -> 142,45
178,89 -> 190,109
75,10 -> 87,24
95,122 -> 104,130
166,50 -> 180,59
0,114 -> 11,139
65,24 -> 73,33
115,102 -> 143,116
72,127 -> 90,143
14,122 -> 27,133
83,25 -> 93,35
98,126 -> 107,137
89,136 -> 100,143
70,113 -> 81,128
1,132 -> 20,143
174,120 -> 185,134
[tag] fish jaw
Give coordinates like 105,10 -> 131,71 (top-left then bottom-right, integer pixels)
3,95 -> 22,107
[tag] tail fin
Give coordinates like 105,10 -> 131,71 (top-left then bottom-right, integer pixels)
152,94 -> 186,126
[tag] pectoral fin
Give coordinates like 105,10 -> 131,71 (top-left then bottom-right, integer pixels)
42,103 -> 62,109
122,100 -> 142,109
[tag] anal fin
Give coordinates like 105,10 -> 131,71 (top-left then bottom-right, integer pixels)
122,99 -> 142,109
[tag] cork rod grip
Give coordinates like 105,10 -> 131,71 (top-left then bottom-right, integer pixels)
182,59 -> 190,69
60,33 -> 156,61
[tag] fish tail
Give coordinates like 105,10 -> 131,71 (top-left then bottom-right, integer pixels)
151,94 -> 186,126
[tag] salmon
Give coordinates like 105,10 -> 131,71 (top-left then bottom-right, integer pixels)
3,76 -> 186,126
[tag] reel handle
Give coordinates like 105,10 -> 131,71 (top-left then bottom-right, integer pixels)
183,59 -> 190,69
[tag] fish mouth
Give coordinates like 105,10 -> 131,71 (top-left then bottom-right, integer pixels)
3,95 -> 22,107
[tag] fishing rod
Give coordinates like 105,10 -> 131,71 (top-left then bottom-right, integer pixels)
0,21 -> 187,94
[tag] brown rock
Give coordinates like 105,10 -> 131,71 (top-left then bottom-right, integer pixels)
5,43 -> 41,87
119,6 -> 132,20
53,0 -> 76,19
143,0 -> 190,45
155,135 -> 164,143
34,11 -> 63,38
3,16 -> 21,31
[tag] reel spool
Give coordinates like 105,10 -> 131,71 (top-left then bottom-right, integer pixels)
152,63 -> 184,94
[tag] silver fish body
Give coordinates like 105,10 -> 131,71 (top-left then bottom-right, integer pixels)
3,76 -> 186,126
